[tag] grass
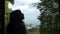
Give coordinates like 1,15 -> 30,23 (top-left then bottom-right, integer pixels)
26,30 -> 40,34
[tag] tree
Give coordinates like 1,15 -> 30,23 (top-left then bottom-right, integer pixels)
0,0 -> 14,34
37,0 -> 60,34
5,0 -> 14,34
5,0 -> 14,26
7,0 -> 14,4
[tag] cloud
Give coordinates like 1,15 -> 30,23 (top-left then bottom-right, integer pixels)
8,0 -> 40,9
11,5 -> 29,10
16,0 -> 40,4
21,7 -> 40,14
8,0 -> 41,25
22,7 -> 40,25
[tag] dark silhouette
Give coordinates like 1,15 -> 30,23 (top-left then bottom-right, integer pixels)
6,10 -> 26,34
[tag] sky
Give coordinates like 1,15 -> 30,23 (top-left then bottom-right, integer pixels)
8,0 -> 41,25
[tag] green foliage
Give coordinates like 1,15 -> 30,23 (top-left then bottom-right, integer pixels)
26,29 -> 39,34
7,0 -> 14,4
5,0 -> 14,26
37,0 -> 60,34
5,0 -> 14,34
5,0 -> 12,26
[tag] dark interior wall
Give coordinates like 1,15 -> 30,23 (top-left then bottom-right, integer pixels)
0,0 -> 4,34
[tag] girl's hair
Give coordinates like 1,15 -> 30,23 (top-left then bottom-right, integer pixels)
10,10 -> 24,23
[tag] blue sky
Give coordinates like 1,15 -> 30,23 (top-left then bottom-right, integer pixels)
8,0 -> 41,25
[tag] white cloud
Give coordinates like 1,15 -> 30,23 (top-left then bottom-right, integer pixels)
8,0 -> 40,9
16,0 -> 40,4
11,5 -> 29,10
8,0 -> 41,25
21,7 -> 40,14
21,7 -> 40,19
